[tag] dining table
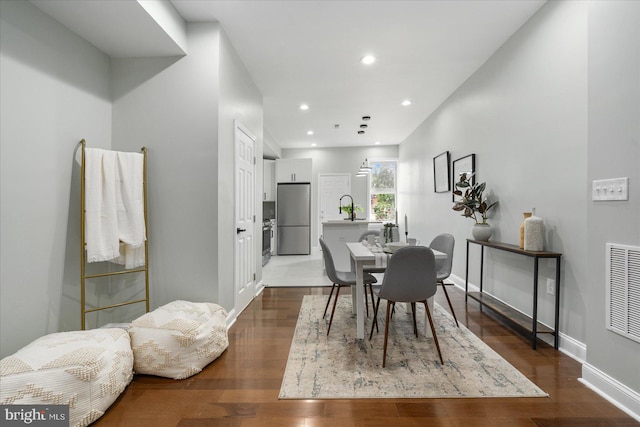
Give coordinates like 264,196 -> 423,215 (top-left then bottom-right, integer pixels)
346,242 -> 447,339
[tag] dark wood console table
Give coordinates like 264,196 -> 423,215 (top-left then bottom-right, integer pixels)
465,239 -> 562,349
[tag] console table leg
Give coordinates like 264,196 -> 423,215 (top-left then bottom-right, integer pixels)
465,240 -> 470,303
532,258 -> 539,350
554,257 -> 561,349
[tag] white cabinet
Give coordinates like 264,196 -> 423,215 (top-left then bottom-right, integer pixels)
276,158 -> 312,183
321,221 -> 374,272
263,159 -> 275,201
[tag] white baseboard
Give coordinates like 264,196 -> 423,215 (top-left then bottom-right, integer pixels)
225,308 -> 237,330
448,273 -> 586,362
450,273 -> 639,421
226,280 -> 265,330
580,363 -> 640,422
557,332 -> 586,363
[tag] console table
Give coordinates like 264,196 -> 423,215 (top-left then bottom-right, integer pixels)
465,239 -> 562,349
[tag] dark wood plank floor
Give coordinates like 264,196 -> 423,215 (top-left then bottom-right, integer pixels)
96,286 -> 639,427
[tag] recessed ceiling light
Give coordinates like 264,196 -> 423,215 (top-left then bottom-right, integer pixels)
311,143 -> 317,147
362,116 -> 371,121
374,141 -> 381,145
360,55 -> 376,65
300,104 -> 309,110
358,130 -> 365,134
360,124 -> 368,129
306,130 -> 314,135
401,99 -> 412,106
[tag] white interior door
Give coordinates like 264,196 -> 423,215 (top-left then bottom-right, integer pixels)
318,174 -> 351,239
235,121 -> 256,315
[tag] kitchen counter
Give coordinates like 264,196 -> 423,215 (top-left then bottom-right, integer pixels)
322,221 -> 382,271
322,220 -> 381,225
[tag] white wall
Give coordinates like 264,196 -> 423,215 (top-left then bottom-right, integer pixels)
0,1 -> 112,357
111,23 -> 221,308
282,145 -> 399,247
218,30 -> 264,307
584,0 -> 640,400
399,0 -> 588,345
398,0 -> 640,405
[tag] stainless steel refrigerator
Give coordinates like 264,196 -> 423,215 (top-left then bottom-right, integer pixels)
277,183 -> 311,255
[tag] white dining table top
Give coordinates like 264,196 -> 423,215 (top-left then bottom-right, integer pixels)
346,241 -> 446,340
345,242 -> 446,261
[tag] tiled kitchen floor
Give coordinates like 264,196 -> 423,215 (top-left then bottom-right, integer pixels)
262,248 -> 332,287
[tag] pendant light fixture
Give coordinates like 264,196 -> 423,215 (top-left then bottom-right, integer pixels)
357,116 -> 372,177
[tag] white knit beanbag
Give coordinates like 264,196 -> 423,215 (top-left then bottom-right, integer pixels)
0,328 -> 134,427
128,300 -> 228,379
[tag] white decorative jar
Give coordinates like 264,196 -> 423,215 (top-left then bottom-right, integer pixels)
472,223 -> 493,241
524,209 -> 544,251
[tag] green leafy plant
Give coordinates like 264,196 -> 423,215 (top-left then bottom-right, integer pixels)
452,173 -> 498,224
341,204 -> 363,217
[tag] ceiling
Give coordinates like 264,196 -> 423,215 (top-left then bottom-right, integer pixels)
32,0 -> 547,150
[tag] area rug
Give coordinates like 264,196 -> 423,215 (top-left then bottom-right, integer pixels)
279,295 -> 548,399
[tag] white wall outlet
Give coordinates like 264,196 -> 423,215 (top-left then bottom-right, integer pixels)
592,177 -> 629,201
546,278 -> 555,296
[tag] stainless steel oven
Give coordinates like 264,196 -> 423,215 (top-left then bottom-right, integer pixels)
262,221 -> 273,266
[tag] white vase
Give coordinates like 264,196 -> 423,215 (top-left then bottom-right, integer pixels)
472,223 -> 493,241
524,210 -> 544,251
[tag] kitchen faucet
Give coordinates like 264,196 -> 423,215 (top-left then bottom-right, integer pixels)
339,194 -> 355,221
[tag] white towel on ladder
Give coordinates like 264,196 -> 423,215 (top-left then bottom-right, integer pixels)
113,151 -> 146,268
85,148 -> 146,268
85,149 -> 120,263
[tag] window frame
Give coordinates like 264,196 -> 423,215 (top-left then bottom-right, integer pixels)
367,158 -> 398,223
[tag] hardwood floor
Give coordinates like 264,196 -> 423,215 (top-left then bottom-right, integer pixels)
97,286 -> 638,427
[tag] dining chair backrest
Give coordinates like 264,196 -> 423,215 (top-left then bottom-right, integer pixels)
429,233 -> 455,280
319,238 -> 340,284
378,246 -> 437,303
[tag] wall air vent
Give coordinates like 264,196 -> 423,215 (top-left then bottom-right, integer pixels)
606,243 -> 640,343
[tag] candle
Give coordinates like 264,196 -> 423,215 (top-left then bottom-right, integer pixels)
405,214 -> 408,234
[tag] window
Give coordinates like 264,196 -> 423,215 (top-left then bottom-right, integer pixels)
368,160 -> 397,222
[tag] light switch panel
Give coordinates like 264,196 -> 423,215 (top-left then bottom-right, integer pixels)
592,177 -> 629,201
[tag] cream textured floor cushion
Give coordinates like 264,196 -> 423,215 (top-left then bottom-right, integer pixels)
129,300 -> 229,380
0,328 -> 133,427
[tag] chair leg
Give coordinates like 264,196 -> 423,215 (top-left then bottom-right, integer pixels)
382,300 -> 393,368
366,283 -> 376,317
411,302 -> 418,337
369,296 -> 381,340
323,284 -> 337,319
364,284 -> 370,317
439,281 -> 459,327
422,300 -> 444,365
327,285 -> 342,335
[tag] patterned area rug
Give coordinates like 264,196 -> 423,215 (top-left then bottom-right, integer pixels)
280,295 -> 548,399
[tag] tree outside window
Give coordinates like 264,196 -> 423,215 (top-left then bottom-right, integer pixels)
369,160 -> 397,222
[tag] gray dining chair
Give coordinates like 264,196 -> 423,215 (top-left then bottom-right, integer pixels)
369,246 -> 444,367
319,238 -> 378,335
429,233 -> 459,327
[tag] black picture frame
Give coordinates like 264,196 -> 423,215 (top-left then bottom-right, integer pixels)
433,151 -> 450,193
452,154 -> 476,202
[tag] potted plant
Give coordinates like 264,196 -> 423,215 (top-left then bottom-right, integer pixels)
341,204 -> 363,220
452,173 -> 498,241
382,223 -> 397,243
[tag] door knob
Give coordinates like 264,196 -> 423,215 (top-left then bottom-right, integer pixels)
236,228 -> 246,234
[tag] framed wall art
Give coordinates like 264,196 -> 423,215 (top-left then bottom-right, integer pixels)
433,151 -> 450,193
452,154 -> 476,201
